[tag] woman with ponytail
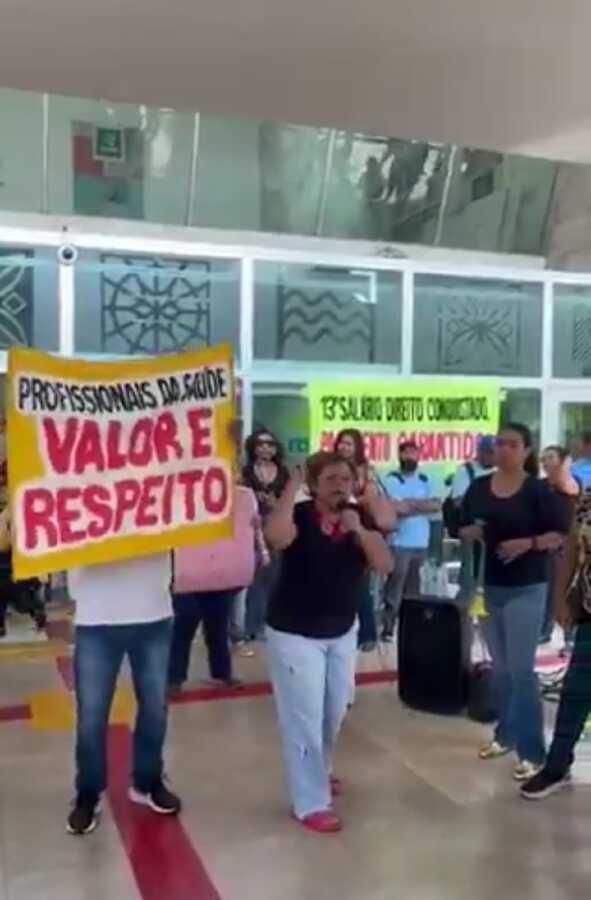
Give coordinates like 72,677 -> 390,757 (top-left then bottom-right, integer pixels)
460,423 -> 570,782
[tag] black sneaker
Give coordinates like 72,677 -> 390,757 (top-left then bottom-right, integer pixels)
66,793 -> 101,835
129,781 -> 182,815
520,769 -> 571,801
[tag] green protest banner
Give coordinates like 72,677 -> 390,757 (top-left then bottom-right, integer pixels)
308,380 -> 500,488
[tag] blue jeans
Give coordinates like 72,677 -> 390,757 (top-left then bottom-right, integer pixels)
482,583 -> 546,764
245,557 -> 281,639
266,623 -> 357,819
74,618 -> 172,796
169,590 -> 235,684
382,547 -> 426,635
357,572 -> 377,645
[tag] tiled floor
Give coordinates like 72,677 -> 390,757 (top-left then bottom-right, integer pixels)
0,610 -> 589,900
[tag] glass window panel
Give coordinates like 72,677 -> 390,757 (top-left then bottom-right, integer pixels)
254,262 -> 401,365
252,389 -> 309,464
0,247 -> 59,357
47,95 -> 194,224
74,253 -> 241,359
0,89 -> 44,213
558,402 -> 591,451
413,274 -> 543,376
552,283 -> 591,378
257,123 -> 326,235
323,134 -> 447,243
499,388 -> 542,450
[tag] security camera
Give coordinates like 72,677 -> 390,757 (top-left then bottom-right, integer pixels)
57,244 -> 78,265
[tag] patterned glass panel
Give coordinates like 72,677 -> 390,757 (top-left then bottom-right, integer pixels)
74,253 -> 240,358
553,283 -> 591,378
254,262 -> 401,365
413,274 -> 542,376
0,247 -> 59,353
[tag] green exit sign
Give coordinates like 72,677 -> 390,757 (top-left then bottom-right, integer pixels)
94,127 -> 125,162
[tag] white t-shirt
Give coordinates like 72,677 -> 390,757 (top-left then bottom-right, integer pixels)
69,553 -> 173,626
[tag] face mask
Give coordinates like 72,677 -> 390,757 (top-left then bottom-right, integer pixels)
400,459 -> 418,474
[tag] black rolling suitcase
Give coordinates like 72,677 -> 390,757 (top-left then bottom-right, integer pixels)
397,595 -> 471,715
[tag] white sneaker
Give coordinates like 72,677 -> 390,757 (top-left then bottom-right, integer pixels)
513,760 -> 543,782
478,740 -> 511,760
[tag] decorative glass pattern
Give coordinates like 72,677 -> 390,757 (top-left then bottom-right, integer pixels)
413,275 -> 542,376
277,271 -> 376,362
0,249 -> 33,348
553,284 -> 591,378
254,262 -> 401,365
74,253 -> 240,358
100,254 -> 211,355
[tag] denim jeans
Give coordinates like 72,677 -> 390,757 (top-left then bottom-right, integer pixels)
382,548 -> 426,635
74,618 -> 172,796
357,572 -> 377,645
169,590 -> 235,684
229,589 -> 247,643
266,623 -> 357,819
245,557 -> 281,639
545,621 -> 591,776
482,583 -> 546,764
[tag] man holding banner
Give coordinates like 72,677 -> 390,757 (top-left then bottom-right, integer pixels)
6,344 -> 236,836
67,554 -> 180,834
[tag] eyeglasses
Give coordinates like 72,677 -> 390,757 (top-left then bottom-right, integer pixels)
256,439 -> 276,448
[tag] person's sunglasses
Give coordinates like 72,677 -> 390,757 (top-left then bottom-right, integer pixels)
256,439 -> 276,447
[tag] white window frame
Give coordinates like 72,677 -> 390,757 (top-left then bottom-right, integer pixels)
1,218 -> 591,450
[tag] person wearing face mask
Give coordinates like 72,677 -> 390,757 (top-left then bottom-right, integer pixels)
381,440 -> 441,642
264,452 -> 393,834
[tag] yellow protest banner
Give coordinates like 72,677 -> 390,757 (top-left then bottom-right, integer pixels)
308,380 -> 500,476
7,344 -> 236,579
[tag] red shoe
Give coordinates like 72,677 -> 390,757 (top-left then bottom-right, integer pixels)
330,776 -> 343,797
296,810 -> 342,834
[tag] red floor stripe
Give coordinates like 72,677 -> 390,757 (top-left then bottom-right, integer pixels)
0,704 -> 30,722
107,724 -> 221,900
169,669 -> 397,706
0,668 -> 397,723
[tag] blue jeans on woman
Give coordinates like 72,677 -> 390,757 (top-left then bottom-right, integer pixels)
357,572 -> 377,646
266,623 -> 357,819
169,590 -> 235,685
74,618 -> 172,797
245,558 -> 280,640
482,583 -> 546,765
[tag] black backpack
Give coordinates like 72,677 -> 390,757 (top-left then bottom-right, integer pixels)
442,462 -> 475,539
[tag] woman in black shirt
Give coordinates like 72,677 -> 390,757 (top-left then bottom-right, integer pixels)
240,428 -> 290,641
461,423 -> 569,781
264,452 -> 392,834
334,428 -> 396,651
